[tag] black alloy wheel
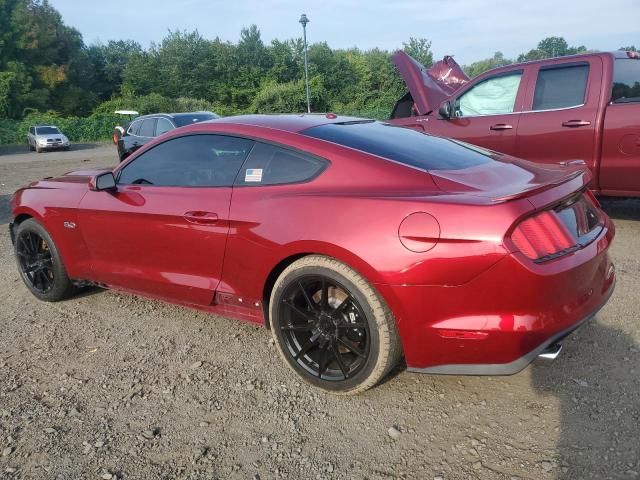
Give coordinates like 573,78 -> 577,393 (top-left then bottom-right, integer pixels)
16,230 -> 55,294
279,275 -> 371,381
270,255 -> 402,394
14,218 -> 75,302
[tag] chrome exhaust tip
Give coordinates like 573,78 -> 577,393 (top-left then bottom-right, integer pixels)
538,343 -> 562,360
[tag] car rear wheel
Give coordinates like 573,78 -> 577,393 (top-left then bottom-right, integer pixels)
14,219 -> 75,302
269,255 -> 402,394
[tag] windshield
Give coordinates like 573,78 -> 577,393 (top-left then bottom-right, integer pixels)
36,126 -> 61,135
303,121 -> 494,171
173,113 -> 219,127
612,59 -> 640,103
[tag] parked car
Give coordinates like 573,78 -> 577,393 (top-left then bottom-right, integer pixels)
9,114 -> 615,394
27,125 -> 70,153
112,110 -> 139,145
114,111 -> 219,161
389,50 -> 640,197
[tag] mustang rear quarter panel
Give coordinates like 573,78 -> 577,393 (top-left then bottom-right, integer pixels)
379,216 -> 615,370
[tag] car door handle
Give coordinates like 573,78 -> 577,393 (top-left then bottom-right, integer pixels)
183,211 -> 219,224
489,123 -> 513,131
562,120 -> 591,128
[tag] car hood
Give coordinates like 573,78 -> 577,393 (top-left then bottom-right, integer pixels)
391,52 -> 469,115
28,169 -> 112,188
35,134 -> 65,140
429,155 -> 590,203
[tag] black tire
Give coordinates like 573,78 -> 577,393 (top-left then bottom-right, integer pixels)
269,255 -> 402,395
35,146 -> 42,153
64,146 -> 70,151
14,218 -> 75,302
28,143 -> 34,152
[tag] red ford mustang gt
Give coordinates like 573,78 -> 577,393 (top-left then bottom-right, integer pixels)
9,114 -> 616,394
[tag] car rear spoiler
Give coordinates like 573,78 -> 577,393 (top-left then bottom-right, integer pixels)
492,168 -> 591,204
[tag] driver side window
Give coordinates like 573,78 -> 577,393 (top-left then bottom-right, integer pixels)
456,71 -> 523,117
118,134 -> 254,187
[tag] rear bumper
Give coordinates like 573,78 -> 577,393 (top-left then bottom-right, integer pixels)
406,278 -> 614,375
377,219 -> 616,374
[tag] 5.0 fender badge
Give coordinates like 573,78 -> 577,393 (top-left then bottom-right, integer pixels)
63,221 -> 76,229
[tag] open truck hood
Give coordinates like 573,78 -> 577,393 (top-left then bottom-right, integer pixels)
391,52 -> 470,115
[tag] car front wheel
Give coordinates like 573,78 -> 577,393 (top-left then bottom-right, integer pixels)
14,218 -> 75,301
269,255 -> 402,394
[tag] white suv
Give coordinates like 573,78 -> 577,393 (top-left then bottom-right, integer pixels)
27,125 -> 70,153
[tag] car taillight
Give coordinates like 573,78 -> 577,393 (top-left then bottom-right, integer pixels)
511,210 -> 575,260
510,191 -> 605,262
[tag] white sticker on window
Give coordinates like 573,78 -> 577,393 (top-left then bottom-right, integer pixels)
245,168 -> 263,182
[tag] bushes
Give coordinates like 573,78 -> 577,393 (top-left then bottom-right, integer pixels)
93,93 -> 219,116
251,76 -> 329,114
0,112 -> 121,145
0,88 -> 396,145
0,93 -> 226,145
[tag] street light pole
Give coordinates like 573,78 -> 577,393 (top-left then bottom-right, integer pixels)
299,13 -> 311,113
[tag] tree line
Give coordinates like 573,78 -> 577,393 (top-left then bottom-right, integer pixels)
0,0 -> 636,123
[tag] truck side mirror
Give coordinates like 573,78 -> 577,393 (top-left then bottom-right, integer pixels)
439,100 -> 452,120
90,172 -> 117,192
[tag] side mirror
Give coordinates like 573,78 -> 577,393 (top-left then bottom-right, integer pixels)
438,100 -> 452,120
91,172 -> 117,192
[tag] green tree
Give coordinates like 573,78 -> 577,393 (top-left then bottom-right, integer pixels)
402,37 -> 433,67
518,36 -> 587,61
464,51 -> 513,78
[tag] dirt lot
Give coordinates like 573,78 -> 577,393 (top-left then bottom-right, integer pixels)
0,144 -> 639,480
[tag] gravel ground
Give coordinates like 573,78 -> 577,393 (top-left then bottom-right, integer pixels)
0,144 -> 639,480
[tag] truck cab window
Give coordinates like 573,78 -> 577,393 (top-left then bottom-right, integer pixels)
532,64 -> 589,110
455,72 -> 522,117
612,59 -> 640,103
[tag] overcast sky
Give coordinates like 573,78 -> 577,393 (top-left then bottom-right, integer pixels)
51,0 -> 638,65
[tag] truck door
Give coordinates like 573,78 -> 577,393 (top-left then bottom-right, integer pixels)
515,57 -> 603,174
599,53 -> 640,195
415,69 -> 529,155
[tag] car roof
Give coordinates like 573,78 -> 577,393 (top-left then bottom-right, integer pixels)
132,112 -> 217,121
484,51 -> 630,75
206,113 -> 371,133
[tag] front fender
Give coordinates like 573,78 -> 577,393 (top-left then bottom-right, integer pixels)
10,187 -> 92,279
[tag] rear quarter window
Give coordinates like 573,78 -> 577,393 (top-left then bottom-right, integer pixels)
235,142 -> 327,186
303,121 -> 493,171
612,59 -> 640,103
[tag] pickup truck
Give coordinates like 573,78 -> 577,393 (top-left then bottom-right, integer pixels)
389,50 -> 640,197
